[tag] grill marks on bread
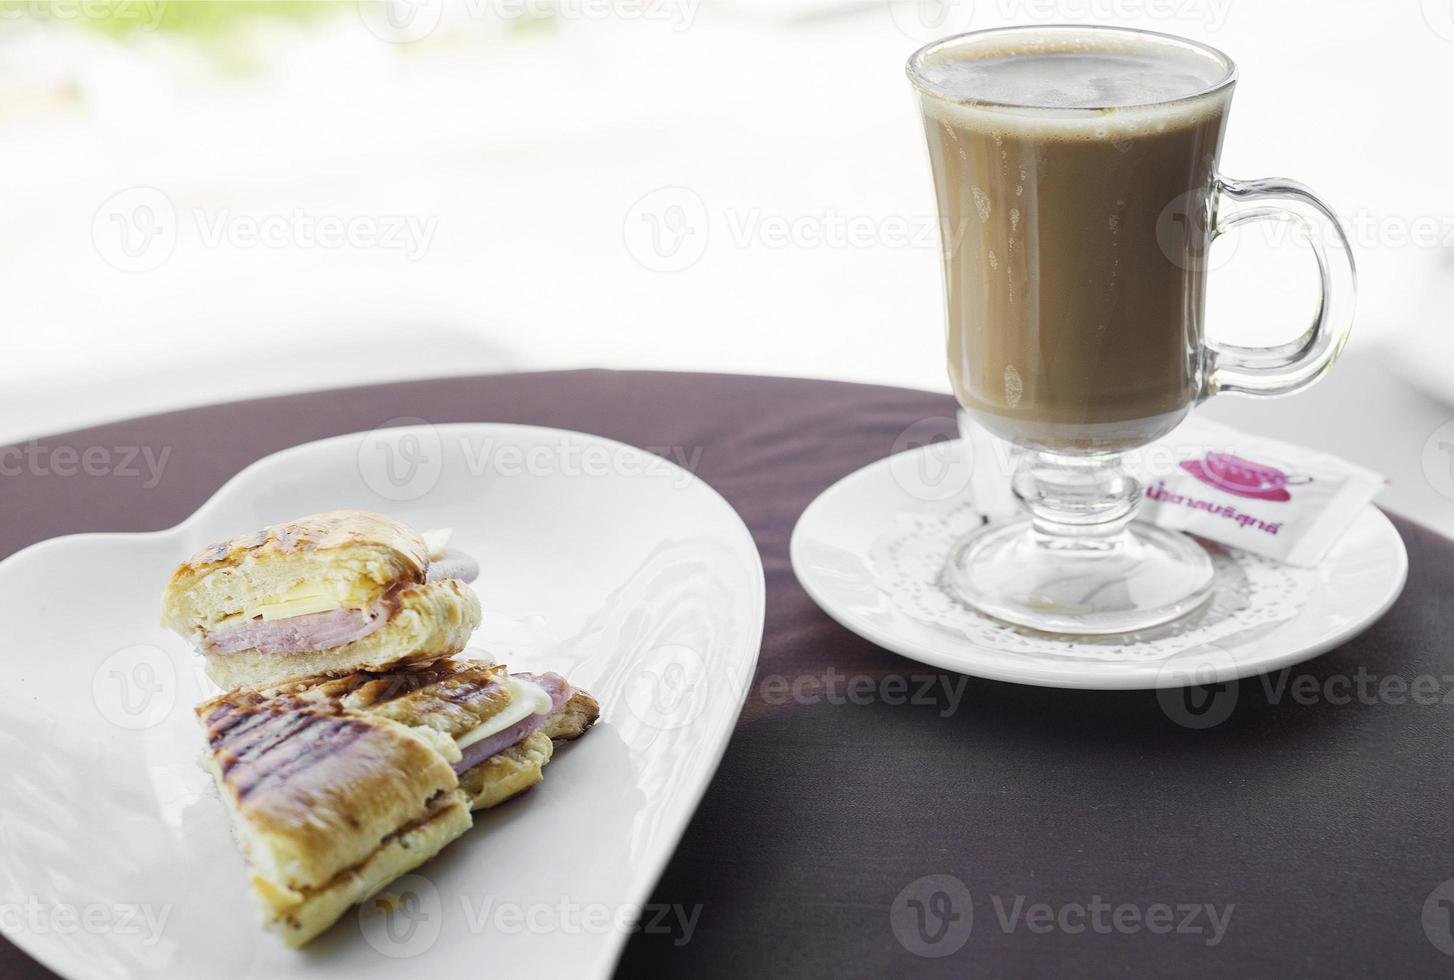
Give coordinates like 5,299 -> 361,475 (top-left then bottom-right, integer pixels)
256,660 -> 515,740
203,702 -> 372,803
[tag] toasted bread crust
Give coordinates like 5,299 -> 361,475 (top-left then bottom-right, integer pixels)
457,730 -> 554,810
197,697 -> 462,894
198,658 -> 598,946
162,510 -> 429,634
265,794 -> 472,947
201,579 -> 482,690
175,510 -> 428,581
543,688 -> 600,741
259,658 -> 513,740
252,659 -> 600,746
240,660 -> 600,811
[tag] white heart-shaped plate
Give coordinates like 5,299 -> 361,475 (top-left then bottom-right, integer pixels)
0,423 -> 764,979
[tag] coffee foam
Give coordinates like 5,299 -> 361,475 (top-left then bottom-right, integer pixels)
912,30 -> 1233,138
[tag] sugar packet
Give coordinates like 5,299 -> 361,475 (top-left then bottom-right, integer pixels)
960,412 -> 1386,567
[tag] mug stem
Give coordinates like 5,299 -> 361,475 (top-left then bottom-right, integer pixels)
1013,450 -> 1141,538
944,447 -> 1215,634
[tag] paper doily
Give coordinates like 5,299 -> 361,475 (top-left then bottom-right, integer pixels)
870,499 -> 1317,662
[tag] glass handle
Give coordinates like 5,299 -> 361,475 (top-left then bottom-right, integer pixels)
1203,175 -> 1357,398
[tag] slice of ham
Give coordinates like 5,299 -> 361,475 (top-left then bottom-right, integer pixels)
203,595 -> 393,655
203,548 -> 477,656
452,673 -> 573,775
426,549 -> 479,585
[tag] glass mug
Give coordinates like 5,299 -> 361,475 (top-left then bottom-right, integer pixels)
906,25 -> 1355,634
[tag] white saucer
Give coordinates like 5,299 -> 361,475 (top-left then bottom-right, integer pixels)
790,442 -> 1408,690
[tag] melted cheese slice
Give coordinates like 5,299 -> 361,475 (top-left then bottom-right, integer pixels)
252,594 -> 345,621
455,677 -> 552,751
422,528 -> 453,560
217,580 -> 368,624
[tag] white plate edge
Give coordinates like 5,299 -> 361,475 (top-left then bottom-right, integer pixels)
0,421 -> 768,980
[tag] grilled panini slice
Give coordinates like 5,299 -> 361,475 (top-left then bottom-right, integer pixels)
197,693 -> 472,947
163,511 -> 482,688
256,659 -> 600,811
200,578 -> 481,692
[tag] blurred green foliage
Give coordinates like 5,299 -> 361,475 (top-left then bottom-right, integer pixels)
14,1 -> 341,36
8,1 -> 560,38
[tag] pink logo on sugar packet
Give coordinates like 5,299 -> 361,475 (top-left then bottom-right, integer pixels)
1179,452 -> 1310,502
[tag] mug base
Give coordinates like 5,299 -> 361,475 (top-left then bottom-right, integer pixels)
944,518 -> 1215,635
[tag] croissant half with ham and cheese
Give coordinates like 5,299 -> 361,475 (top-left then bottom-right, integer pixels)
197,659 -> 598,946
162,510 -> 483,689
168,510 -> 600,948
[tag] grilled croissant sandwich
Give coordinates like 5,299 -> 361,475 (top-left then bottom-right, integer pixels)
197,659 -> 598,946
163,511 -> 482,689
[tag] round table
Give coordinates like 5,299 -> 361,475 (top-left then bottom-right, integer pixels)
2,370 -> 1449,978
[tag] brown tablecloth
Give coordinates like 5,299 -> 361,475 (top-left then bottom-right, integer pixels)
2,370 -> 1450,978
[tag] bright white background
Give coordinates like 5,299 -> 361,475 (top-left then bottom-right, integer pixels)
3,0 -> 1452,533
